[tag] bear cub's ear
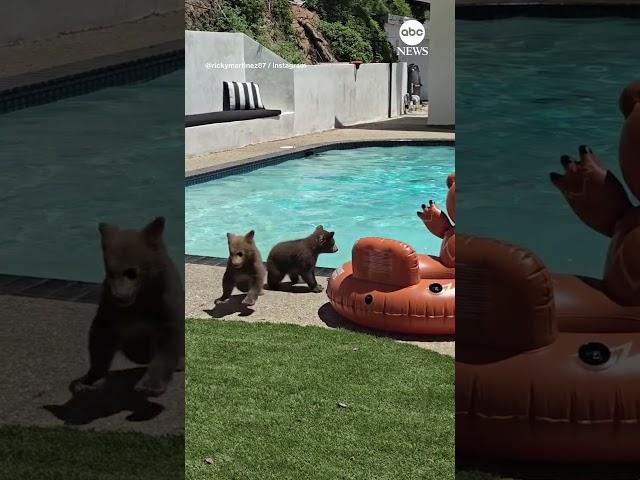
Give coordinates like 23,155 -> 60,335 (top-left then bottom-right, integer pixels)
143,216 -> 166,246
98,223 -> 119,245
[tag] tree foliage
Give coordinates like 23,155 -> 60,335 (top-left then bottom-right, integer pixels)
185,0 -> 413,64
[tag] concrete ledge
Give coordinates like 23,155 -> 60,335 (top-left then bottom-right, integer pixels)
185,109 -> 282,127
185,111 -> 296,157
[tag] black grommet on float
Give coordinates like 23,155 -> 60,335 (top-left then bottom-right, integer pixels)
578,342 -> 610,366
364,294 -> 373,305
429,283 -> 443,294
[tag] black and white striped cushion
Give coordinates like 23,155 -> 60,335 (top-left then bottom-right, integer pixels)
223,81 -> 265,111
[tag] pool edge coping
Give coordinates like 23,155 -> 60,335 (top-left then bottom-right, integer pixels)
0,258 -> 336,305
0,273 -> 102,305
0,39 -> 184,93
0,40 -> 184,113
185,255 -> 336,278
0,255 -> 335,303
185,139 -> 455,185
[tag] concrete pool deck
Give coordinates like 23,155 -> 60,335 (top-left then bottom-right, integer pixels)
185,263 -> 455,357
1,294 -> 184,436
185,112 -> 454,356
185,112 -> 455,174
0,11 -> 183,81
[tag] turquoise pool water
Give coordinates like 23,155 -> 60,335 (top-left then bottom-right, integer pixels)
457,17 -> 640,277
0,69 -> 184,283
186,146 -> 454,269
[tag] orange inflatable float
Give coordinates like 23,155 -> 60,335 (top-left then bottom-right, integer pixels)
327,173 -> 455,335
457,82 -> 640,463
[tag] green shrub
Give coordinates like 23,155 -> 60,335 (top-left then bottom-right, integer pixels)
270,0 -> 295,32
314,0 -> 406,62
320,21 -> 373,62
272,40 -> 307,64
186,0 -> 414,64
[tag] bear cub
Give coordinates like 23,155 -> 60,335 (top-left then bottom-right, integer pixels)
267,225 -> 338,293
215,230 -> 266,306
71,216 -> 184,398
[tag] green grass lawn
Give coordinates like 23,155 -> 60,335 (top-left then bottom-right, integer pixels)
0,425 -> 183,480
186,319 -> 454,480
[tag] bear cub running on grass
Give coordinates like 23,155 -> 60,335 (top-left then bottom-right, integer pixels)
215,230 -> 266,306
267,225 -> 338,293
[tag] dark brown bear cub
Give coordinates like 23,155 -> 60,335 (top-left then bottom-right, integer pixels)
267,225 -> 338,293
71,217 -> 184,398
215,230 -> 266,306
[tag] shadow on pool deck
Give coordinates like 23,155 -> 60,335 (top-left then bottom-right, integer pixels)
187,263 -> 455,357
43,367 -> 164,426
1,295 -> 184,435
204,281 -> 325,319
204,294 -> 257,318
341,113 -> 455,133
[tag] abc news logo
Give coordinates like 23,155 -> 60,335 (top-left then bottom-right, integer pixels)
397,19 -> 428,55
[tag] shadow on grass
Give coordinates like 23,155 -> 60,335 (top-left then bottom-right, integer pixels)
456,459 -> 640,480
43,367 -> 164,425
317,302 -> 454,344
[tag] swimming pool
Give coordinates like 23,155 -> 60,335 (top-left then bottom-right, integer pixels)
0,69 -> 184,283
185,145 -> 454,269
457,16 -> 640,277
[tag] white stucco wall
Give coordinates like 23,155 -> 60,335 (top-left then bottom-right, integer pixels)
392,61 -> 409,117
0,0 -> 181,45
185,31 -> 296,115
185,31 -> 409,156
185,32 -> 245,115
336,63 -> 396,126
186,113 -> 296,158
243,36 -> 295,113
292,62 -> 406,132
426,0 -> 455,125
292,65 -> 338,134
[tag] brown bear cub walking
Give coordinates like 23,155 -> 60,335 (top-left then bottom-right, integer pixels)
267,225 -> 338,293
72,216 -> 184,398
215,230 -> 266,306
